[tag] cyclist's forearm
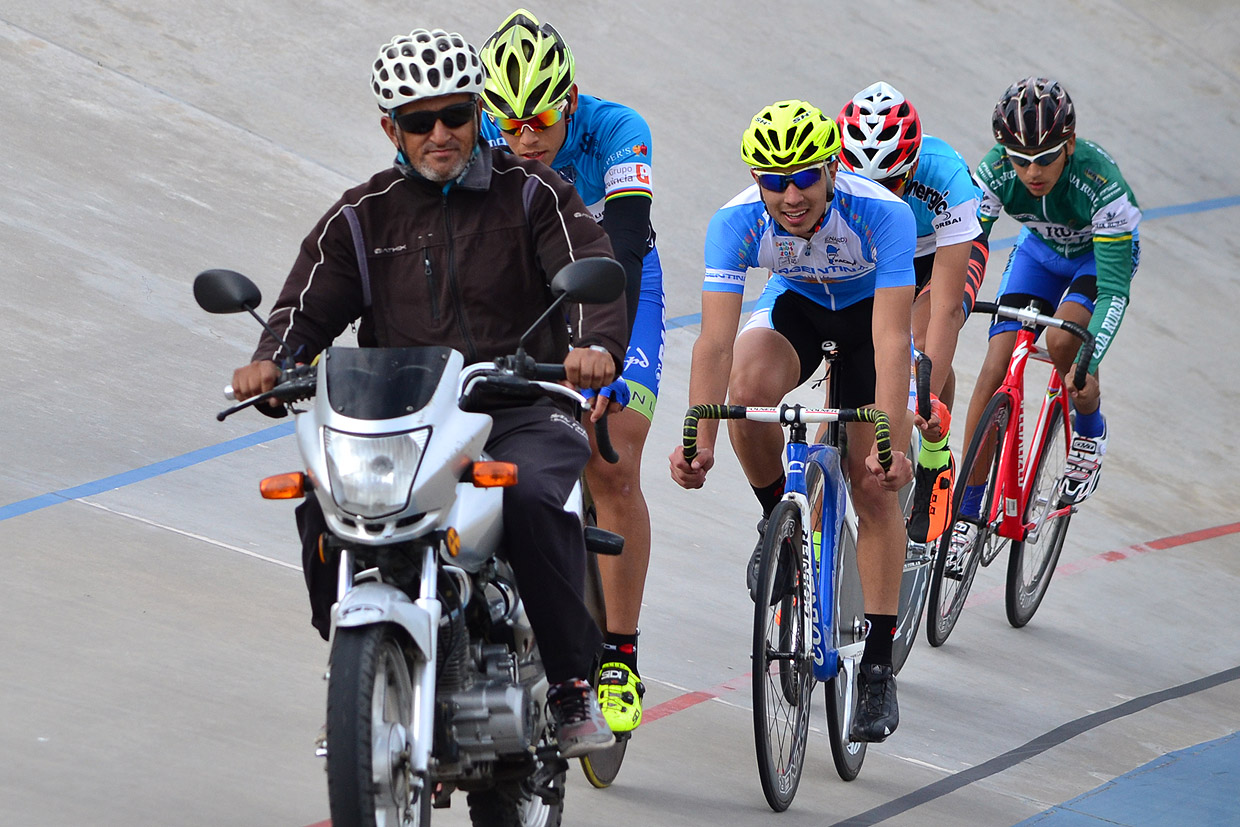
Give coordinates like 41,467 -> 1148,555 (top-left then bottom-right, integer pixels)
1084,291 -> 1129,373
872,286 -> 915,434
688,334 -> 734,449
923,242 -> 970,398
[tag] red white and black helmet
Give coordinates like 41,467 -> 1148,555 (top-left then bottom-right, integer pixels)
992,77 -> 1075,152
837,81 -> 922,182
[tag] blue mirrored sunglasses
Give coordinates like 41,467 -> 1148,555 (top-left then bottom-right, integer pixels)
755,163 -> 827,192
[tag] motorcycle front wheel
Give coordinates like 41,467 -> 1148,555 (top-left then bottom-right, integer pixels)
327,624 -> 431,826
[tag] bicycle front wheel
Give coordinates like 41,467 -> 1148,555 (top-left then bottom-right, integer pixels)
824,513 -> 867,781
1006,402 -> 1072,627
927,393 -> 1011,647
752,500 -> 813,812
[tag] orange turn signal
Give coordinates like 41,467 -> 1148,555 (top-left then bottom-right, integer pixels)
471,461 -> 518,488
260,472 -> 307,499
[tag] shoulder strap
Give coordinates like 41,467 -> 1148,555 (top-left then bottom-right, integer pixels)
342,205 -> 372,309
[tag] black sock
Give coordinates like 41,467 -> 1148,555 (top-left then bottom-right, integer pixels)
601,631 -> 639,676
862,614 -> 897,667
753,474 -> 787,519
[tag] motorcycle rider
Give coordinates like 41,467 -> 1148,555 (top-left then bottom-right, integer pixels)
229,27 -> 627,758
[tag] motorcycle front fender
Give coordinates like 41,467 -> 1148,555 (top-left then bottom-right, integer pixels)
333,582 -> 434,658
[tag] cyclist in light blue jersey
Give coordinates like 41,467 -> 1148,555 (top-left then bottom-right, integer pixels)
669,100 -> 914,743
480,9 -> 665,734
838,82 -> 985,411
836,82 -> 988,543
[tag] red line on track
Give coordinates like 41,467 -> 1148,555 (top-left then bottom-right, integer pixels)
301,520 -> 1238,827
965,520 -> 1240,609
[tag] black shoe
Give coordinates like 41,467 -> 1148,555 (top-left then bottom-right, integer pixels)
850,663 -> 899,743
746,518 -> 767,601
747,517 -> 795,605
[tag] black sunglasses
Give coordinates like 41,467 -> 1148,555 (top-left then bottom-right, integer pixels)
393,101 -> 477,135
755,164 -> 826,193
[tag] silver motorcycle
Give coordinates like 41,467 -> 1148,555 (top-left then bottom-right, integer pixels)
194,258 -> 626,826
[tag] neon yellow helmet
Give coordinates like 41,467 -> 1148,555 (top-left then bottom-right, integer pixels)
741,100 -> 841,169
479,9 -> 576,119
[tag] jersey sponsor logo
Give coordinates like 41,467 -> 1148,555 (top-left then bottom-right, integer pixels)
604,162 -> 653,191
1084,168 -> 1109,187
373,244 -> 408,255
632,142 -> 649,156
776,238 -> 796,266
905,180 -> 953,215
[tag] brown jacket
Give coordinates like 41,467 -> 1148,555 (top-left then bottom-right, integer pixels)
253,143 -> 625,369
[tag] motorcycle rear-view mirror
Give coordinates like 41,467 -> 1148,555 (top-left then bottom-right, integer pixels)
550,257 -> 625,305
194,269 -> 263,314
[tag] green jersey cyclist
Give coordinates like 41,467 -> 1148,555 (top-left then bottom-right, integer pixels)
950,76 -> 1140,563
479,9 -> 665,735
669,100 -> 915,742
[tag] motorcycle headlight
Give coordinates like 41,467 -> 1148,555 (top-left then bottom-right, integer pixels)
323,427 -> 430,518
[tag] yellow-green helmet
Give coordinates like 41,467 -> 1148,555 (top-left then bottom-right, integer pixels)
741,100 -> 842,169
479,9 -> 576,119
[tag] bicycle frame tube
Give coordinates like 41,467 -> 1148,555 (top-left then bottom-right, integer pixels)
1019,357 -> 1075,540
802,442 -> 849,682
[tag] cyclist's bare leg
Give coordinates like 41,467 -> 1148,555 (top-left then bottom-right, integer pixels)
1046,300 -> 1101,413
960,329 -> 1017,486
728,328 -> 802,488
845,419 -> 910,615
586,407 -> 652,637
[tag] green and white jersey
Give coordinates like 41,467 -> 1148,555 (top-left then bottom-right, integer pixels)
976,139 -> 1141,369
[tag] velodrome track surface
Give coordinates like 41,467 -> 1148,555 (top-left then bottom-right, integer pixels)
2,2 -> 1237,824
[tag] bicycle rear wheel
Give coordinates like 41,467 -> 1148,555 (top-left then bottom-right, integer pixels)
824,513 -> 867,781
1006,403 -> 1072,627
927,393 -> 1011,647
752,500 -> 813,812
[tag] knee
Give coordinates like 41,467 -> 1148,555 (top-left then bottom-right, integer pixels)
1045,328 -> 1081,368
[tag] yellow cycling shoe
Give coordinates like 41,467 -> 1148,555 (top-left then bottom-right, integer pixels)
597,662 -> 645,732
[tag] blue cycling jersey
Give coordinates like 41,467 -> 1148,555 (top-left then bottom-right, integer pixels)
901,135 -> 982,257
483,93 -> 665,418
482,93 -> 653,219
703,170 -> 917,310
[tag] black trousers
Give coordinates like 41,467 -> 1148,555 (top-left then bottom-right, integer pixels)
298,402 -> 602,684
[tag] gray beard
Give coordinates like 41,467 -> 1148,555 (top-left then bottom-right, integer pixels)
413,154 -> 470,183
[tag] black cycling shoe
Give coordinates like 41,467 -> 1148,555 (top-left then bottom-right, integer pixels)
746,518 -> 767,601
850,663 -> 899,743
747,517 -> 796,605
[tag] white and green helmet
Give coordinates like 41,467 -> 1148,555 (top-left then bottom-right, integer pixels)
479,9 -> 576,119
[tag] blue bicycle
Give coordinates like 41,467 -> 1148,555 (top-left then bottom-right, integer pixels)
682,393 -> 893,810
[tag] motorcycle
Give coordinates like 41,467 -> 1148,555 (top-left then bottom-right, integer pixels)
194,257 -> 627,826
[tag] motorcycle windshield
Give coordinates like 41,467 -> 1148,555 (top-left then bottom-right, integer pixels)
323,346 -> 454,420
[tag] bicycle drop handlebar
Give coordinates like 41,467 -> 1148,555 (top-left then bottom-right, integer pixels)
915,354 -> 932,422
682,404 -> 893,471
972,301 -> 1096,390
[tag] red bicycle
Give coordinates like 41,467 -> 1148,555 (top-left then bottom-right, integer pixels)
926,301 -> 1095,645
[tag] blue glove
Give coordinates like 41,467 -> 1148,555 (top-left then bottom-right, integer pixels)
580,377 -> 631,410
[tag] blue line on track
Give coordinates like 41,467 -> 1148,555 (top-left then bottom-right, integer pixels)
2,193 -> 1237,521
0,423 -> 293,521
